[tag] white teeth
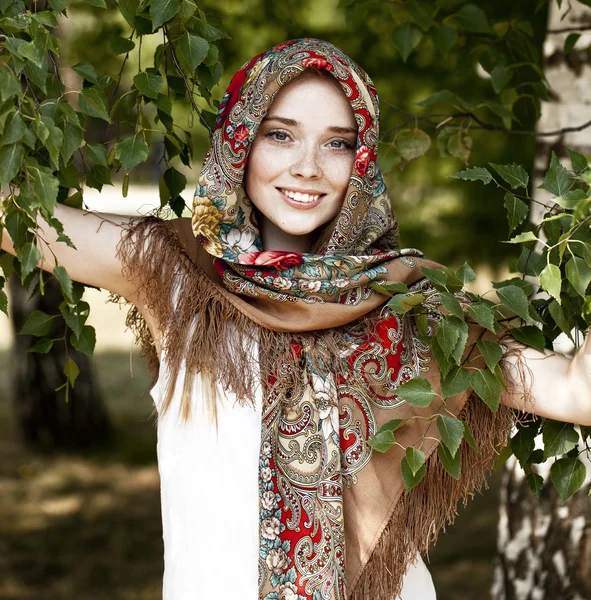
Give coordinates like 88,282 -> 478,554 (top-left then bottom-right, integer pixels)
281,189 -> 320,203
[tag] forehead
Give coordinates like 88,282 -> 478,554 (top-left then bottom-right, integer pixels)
265,74 -> 356,127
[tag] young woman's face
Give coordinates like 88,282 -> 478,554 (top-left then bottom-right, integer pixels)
245,74 -> 357,252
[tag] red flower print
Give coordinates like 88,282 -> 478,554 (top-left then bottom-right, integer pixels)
302,57 -> 333,71
355,145 -> 374,177
234,124 -> 250,142
238,251 -> 304,271
273,41 -> 296,52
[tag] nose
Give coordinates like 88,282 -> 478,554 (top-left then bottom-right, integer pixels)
289,143 -> 322,179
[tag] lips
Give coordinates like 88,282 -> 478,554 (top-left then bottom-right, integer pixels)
278,188 -> 325,208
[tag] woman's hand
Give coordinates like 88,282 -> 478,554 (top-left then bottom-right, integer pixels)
501,333 -> 591,426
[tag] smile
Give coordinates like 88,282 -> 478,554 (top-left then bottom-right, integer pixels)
279,188 -> 322,203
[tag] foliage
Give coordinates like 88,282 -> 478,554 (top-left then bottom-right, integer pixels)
369,151 -> 591,502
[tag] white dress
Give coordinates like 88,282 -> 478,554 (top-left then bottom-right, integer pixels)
152,362 -> 436,599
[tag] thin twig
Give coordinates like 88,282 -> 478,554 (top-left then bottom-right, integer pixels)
163,25 -> 213,139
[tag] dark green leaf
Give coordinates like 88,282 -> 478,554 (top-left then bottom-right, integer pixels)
109,35 -> 135,54
421,266 -> 448,289
455,262 -> 476,284
437,415 -> 464,457
566,256 -> 591,298
416,89 -> 454,107
60,118 -> 84,164
467,301 -> 496,331
441,366 -> 471,399
550,457 -> 586,502
493,277 -> 534,296
436,317 -> 460,358
408,1 -> 434,31
19,309 -> 55,336
539,263 -> 561,303
504,192 -> 529,234
86,0 -> 106,6
0,67 -> 22,102
568,149 -> 589,173
31,166 -> 59,213
198,8 -> 229,41
564,33 -> 580,54
0,143 -> 23,188
542,152 -> 575,196
375,419 -> 404,435
0,111 -> 26,146
510,326 -> 546,353
431,24 -> 457,57
431,336 -> 453,378
476,340 -> 503,372
27,337 -> 55,353
526,473 -> 544,499
151,0 -> 179,30
515,248 -> 545,277
53,265 -> 73,302
548,299 -> 573,341
60,301 -> 89,339
115,136 -> 149,173
401,457 -> 426,491
392,23 -> 422,62
439,291 -> 463,318
368,429 -> 396,453
79,87 -> 111,123
543,420 -> 579,458
395,376 -> 437,408
133,70 -> 163,99
71,324 -> 96,356
406,446 -> 426,476
118,0 -> 139,26
463,421 -> 479,451
497,285 -> 530,320
555,189 -> 587,210
19,242 -> 41,280
449,166 -> 492,184
86,143 -> 108,167
491,66 -> 513,94
454,3 -> 493,33
438,442 -> 461,479
4,210 -> 33,250
471,369 -> 502,412
72,61 -> 100,84
490,163 -> 529,190
449,315 -> 468,364
163,166 -> 187,198
177,33 -> 209,72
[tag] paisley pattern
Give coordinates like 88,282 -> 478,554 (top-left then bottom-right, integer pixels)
192,39 -> 432,599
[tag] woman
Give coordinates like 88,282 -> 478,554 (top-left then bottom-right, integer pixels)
2,38 -> 590,600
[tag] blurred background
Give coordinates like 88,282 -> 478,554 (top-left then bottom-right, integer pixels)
1,0 -> 590,598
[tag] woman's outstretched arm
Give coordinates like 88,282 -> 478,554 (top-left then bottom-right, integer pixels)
501,335 -> 591,426
1,203 -> 136,299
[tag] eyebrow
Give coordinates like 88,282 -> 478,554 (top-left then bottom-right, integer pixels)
264,115 -> 357,135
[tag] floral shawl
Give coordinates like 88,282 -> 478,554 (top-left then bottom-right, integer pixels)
119,39 -> 519,600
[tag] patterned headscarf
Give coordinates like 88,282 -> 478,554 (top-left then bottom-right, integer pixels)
192,38 -> 423,307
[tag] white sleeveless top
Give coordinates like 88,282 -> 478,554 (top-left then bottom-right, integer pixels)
151,362 -> 436,599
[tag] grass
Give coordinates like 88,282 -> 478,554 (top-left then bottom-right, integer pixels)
0,349 -> 501,600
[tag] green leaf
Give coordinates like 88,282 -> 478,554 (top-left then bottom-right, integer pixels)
163,166 -> 187,198
4,210 -> 33,250
526,473 -> 544,499
392,23 -> 423,62
510,422 -> 539,462
60,117 -> 84,164
431,24 -> 457,57
0,143 -> 23,188
555,189 -> 587,210
0,111 -> 26,146
53,265 -> 73,302
27,337 -> 55,353
133,70 -> 163,99
439,291 -> 463,318
496,285 -> 530,320
506,231 -> 538,244
466,301 -> 496,332
476,340 -> 503,372
441,366 -> 471,399
542,152 -> 575,196
421,266 -> 448,289
71,324 -> 96,356
395,376 -> 437,408
86,143 -> 108,167
19,310 -> 55,336
375,419 -> 404,435
109,35 -> 136,55
568,149 -> 589,173
372,282 -> 409,296
177,33 -> 209,72
490,66 -> 513,94
543,420 -> 579,458
0,67 -> 22,102
368,429 -> 396,453
437,415 -> 464,457
31,166 -> 59,213
564,33 -> 580,54
86,0 -> 106,7
63,357 -> 80,387
416,89 -> 454,107
539,263 -> 561,303
448,166 -> 492,185
395,128 -> 431,162
79,87 -> 111,123
151,0 -> 179,30
431,336 -> 453,378
436,317 -> 460,358
408,1 -> 434,31
493,277 -> 534,296
401,457 -> 426,491
454,3 -> 493,33
550,457 -> 586,502
438,442 -> 461,479
566,256 -> 591,297
490,163 -> 529,190
406,446 -> 426,476
19,242 -> 41,281
387,292 -> 425,315
510,325 -> 546,353
504,192 -> 529,234
197,8 -> 229,41
72,60 -> 100,84
463,422 -> 479,451
471,369 -> 502,412
447,131 -> 472,163
115,136 -> 150,173
118,0 -> 139,27
548,299 -> 573,341
455,262 -> 476,284
60,301 -> 89,339
449,315 -> 468,365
